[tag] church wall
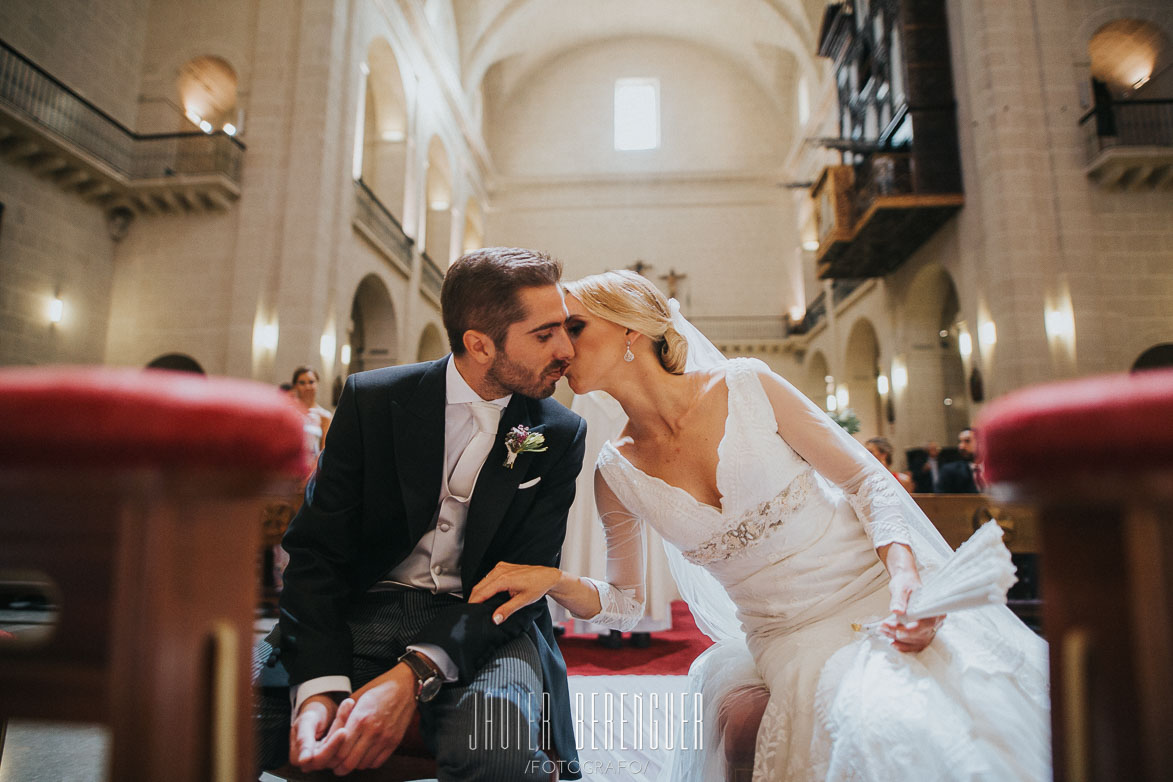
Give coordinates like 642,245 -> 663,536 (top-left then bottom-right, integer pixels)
486,37 -> 799,320
487,37 -> 788,177
0,0 -> 151,367
0,0 -> 150,129
0,159 -> 116,366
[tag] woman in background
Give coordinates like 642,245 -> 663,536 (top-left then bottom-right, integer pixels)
291,366 -> 332,456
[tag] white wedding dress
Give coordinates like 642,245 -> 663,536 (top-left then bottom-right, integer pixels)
578,358 -> 1050,781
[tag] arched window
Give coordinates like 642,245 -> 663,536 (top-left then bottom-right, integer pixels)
1089,19 -> 1171,98
177,56 -> 238,135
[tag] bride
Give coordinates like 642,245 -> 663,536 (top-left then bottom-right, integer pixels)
469,270 -> 1050,781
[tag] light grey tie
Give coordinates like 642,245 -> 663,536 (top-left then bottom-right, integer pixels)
448,401 -> 500,500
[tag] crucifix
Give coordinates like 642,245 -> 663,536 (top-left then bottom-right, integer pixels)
627,259 -> 653,277
659,268 -> 687,299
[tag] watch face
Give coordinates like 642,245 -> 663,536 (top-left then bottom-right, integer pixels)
419,676 -> 443,703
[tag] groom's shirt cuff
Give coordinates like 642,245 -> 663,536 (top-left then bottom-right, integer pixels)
291,675 -> 352,722
407,643 -> 459,682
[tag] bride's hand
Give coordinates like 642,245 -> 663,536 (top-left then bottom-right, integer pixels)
469,562 -> 563,625
883,569 -> 944,653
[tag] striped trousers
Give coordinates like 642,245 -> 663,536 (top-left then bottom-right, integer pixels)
253,589 -> 552,781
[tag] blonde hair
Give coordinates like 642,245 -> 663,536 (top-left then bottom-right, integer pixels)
566,270 -> 689,374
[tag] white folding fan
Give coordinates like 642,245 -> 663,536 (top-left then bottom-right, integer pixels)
854,519 -> 1018,634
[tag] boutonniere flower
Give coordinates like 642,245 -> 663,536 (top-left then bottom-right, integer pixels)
503,425 -> 547,469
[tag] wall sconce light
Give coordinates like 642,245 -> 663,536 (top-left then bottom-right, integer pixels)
429,200 -> 450,211
958,331 -> 973,359
876,374 -> 889,395
320,333 -> 337,367
1045,308 -> 1075,342
381,130 -> 406,142
48,297 -> 64,324
261,323 -> 279,352
802,240 -> 819,252
788,305 -> 805,322
979,320 -> 997,348
340,344 -> 352,366
835,384 -> 850,410
892,364 -> 908,392
826,394 -> 838,412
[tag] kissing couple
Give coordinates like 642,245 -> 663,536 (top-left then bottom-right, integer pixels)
255,247 -> 1049,781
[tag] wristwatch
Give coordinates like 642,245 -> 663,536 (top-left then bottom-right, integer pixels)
397,650 -> 444,703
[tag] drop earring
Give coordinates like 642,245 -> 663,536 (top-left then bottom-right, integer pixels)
623,341 -> 635,362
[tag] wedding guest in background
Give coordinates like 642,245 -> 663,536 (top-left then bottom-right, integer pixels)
913,440 -> 941,493
938,427 -> 983,494
865,437 -> 915,492
291,366 -> 333,457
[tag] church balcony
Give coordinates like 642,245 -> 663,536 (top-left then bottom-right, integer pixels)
689,315 -> 793,355
811,154 -> 963,279
353,178 -> 414,276
0,39 -> 243,214
1081,99 -> 1173,190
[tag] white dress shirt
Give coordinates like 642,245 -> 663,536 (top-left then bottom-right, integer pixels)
292,359 -> 510,716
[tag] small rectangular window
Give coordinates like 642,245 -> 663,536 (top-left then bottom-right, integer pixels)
614,78 -> 660,151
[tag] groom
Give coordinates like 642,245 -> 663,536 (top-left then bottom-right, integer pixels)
255,247 -> 586,780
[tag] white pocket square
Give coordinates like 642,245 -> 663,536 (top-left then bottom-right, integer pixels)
518,477 -> 541,490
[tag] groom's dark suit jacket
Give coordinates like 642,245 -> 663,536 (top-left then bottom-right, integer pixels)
277,356 -> 586,773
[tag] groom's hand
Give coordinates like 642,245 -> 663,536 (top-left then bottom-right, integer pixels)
469,562 -> 562,624
327,664 -> 419,775
290,695 -> 346,771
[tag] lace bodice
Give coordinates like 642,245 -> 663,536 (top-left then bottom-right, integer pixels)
577,358 -> 913,631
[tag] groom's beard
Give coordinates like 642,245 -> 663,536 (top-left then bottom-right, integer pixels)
487,351 -> 568,399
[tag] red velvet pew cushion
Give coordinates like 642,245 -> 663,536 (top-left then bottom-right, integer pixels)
979,368 -> 1173,485
0,366 -> 308,475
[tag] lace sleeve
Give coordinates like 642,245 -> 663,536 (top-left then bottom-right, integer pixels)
572,468 -> 647,632
748,362 -> 913,550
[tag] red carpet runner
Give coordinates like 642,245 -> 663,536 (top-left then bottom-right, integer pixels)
558,600 -> 714,676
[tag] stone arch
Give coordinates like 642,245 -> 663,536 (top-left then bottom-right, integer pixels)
145,353 -> 205,374
177,55 -> 238,133
348,274 -> 398,372
804,349 -> 830,408
1076,5 -> 1173,56
424,136 -> 454,266
417,323 -> 448,361
1088,18 -> 1172,98
462,197 -> 485,256
902,264 -> 969,446
844,318 -> 882,439
362,38 -> 410,219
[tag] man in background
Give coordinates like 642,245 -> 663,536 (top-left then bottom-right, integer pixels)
937,427 -> 983,494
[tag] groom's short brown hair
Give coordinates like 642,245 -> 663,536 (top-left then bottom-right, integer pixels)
441,247 -> 563,355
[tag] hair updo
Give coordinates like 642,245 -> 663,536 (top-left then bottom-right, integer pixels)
565,270 -> 689,374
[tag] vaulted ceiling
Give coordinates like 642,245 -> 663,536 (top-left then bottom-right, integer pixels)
447,0 -> 828,113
